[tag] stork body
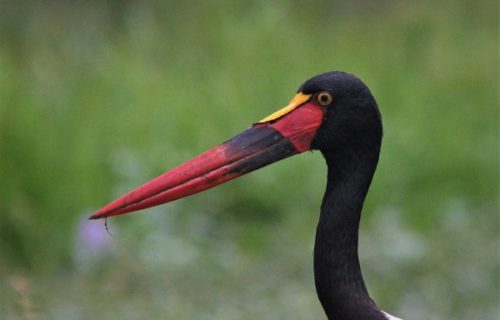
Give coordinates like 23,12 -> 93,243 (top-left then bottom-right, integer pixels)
92,71 -> 402,320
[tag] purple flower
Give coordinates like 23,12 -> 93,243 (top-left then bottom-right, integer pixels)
74,214 -> 114,269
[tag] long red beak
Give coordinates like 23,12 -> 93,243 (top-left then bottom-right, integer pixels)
90,93 -> 325,219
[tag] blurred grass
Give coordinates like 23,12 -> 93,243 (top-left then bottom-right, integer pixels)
0,0 -> 497,319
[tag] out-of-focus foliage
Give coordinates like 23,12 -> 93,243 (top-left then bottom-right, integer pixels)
0,0 -> 497,319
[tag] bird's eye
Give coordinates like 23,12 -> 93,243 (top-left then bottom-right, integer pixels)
316,92 -> 333,106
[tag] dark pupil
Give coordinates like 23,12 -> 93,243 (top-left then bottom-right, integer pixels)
321,95 -> 328,102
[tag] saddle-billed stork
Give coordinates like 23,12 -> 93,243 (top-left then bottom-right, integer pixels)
91,71 -> 402,320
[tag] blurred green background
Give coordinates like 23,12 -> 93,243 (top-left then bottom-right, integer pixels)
0,0 -> 497,319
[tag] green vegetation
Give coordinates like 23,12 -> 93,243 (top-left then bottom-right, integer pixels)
0,1 -> 497,319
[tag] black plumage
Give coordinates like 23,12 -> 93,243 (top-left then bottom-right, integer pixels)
305,72 -> 387,319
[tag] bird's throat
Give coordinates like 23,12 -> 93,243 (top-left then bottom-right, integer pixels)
314,150 -> 386,320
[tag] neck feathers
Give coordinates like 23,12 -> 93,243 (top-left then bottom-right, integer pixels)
314,146 -> 385,319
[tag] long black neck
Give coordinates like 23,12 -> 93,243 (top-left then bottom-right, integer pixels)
314,147 -> 385,320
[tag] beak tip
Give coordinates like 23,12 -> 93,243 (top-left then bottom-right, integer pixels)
89,208 -> 110,220
88,213 -> 102,220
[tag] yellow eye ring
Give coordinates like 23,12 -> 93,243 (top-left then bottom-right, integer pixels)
316,91 -> 333,106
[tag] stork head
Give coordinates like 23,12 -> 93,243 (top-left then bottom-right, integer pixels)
91,71 -> 381,219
